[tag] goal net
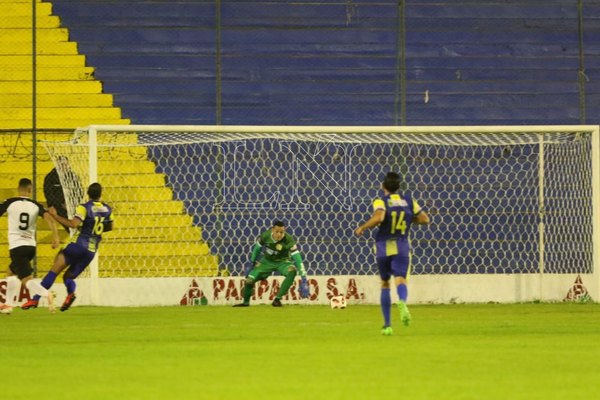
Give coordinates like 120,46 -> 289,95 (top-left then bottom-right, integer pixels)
41,125 -> 599,291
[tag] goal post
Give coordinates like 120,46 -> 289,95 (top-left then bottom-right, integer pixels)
41,125 -> 600,306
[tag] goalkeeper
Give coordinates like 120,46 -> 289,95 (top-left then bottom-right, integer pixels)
234,220 -> 310,307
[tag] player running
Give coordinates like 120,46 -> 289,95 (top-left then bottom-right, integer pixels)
355,172 -> 430,335
21,182 -> 113,312
0,178 -> 60,314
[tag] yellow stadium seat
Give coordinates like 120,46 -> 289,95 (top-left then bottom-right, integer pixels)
0,2 -> 219,277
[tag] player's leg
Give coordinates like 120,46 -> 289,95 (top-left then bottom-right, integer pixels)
391,253 -> 411,326
273,263 -> 297,306
21,275 -> 56,313
377,256 -> 393,335
234,264 -> 269,306
59,251 -> 95,312
3,249 -> 26,313
10,246 -> 53,312
1,275 -> 19,314
60,267 -> 79,311
26,248 -> 69,307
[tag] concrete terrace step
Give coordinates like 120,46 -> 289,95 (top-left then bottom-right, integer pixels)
408,104 -> 582,118
74,41 -> 599,59
102,241 -> 212,257
0,186 -> 171,202
104,81 -> 215,97
1,118 -> 130,129
108,186 -> 174,202
0,93 -> 112,107
0,81 -> 102,94
98,255 -> 219,277
0,28 -> 69,41
5,1 -> 51,16
0,160 -> 156,175
0,107 -> 123,120
52,1 -> 215,19
0,55 -> 86,66
116,214 -> 194,229
61,26 -> 215,44
0,175 -> 166,193
0,41 -> 78,55
110,200 -> 184,215
3,67 -> 95,81
405,17 -> 600,31
405,3 -> 583,18
106,226 -> 203,242
2,16 -> 61,28
85,53 -> 214,68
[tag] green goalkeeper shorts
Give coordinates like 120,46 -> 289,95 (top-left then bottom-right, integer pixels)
249,259 -> 295,281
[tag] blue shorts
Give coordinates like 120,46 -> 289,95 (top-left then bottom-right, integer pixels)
62,243 -> 97,279
376,253 -> 410,280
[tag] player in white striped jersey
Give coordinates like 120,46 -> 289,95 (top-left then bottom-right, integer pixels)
0,178 -> 60,314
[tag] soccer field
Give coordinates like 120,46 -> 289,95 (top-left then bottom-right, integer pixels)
1,303 -> 599,400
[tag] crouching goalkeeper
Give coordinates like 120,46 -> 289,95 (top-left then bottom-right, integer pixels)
234,220 -> 310,307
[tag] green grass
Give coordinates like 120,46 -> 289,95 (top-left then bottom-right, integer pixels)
2,303 -> 599,400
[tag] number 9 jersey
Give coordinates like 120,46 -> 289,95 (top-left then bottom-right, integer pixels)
70,200 -> 114,253
0,197 -> 46,249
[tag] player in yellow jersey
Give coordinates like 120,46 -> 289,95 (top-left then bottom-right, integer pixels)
21,183 -> 113,312
355,172 -> 430,335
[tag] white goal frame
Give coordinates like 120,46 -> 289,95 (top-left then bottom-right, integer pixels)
47,125 -> 600,306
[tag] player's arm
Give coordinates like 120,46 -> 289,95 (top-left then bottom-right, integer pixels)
49,205 -> 83,229
412,199 -> 430,225
290,241 -> 310,298
249,242 -> 262,263
42,209 -> 61,249
243,241 -> 262,276
103,220 -> 114,232
103,212 -> 114,232
355,200 -> 385,236
414,211 -> 430,225
290,245 -> 306,278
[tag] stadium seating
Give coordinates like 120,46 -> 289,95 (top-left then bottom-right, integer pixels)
0,1 -> 221,277
48,0 -> 598,125
5,0 -> 599,126
2,1 -> 598,276
0,0 -> 130,129
0,132 -> 219,277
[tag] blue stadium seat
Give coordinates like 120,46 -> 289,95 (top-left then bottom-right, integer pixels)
50,0 -> 597,126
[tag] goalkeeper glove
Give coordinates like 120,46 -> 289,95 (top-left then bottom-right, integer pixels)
299,276 -> 310,298
244,261 -> 256,277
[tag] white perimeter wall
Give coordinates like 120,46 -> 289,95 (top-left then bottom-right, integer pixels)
1,274 -> 596,307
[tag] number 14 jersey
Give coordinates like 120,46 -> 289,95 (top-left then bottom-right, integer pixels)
373,193 -> 422,258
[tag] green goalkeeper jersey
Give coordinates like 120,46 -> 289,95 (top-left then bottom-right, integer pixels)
255,230 -> 297,262
250,229 -> 306,277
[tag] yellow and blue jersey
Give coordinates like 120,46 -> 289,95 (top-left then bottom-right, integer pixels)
373,193 -> 422,258
70,200 -> 113,253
